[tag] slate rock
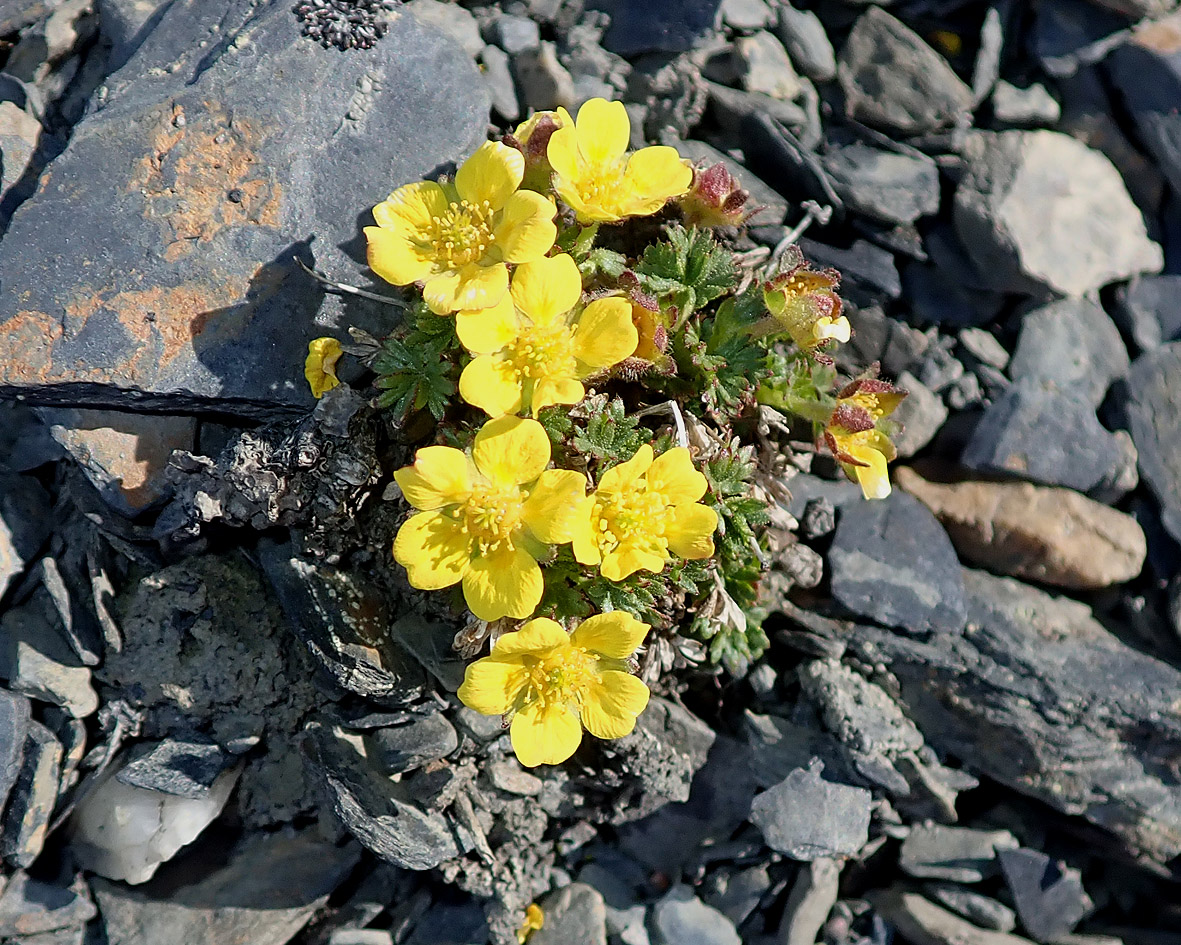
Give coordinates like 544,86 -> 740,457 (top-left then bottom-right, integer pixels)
829,491 -> 968,635
797,237 -> 901,303
0,473 -> 52,598
0,99 -> 41,213
116,738 -> 236,799
798,659 -> 922,758
707,82 -> 807,139
533,883 -> 608,945
0,872 -> 96,937
953,130 -> 1162,297
749,762 -> 871,861
598,0 -> 723,56
1032,0 -> 1131,80
0,688 -> 29,817
775,4 -> 835,82
732,30 -> 801,101
838,6 -> 972,134
899,824 -> 1019,882
1121,343 -> 1181,546
0,601 -> 98,718
403,900 -> 489,945
961,382 -> 1123,492
1008,298 -> 1128,406
927,885 -> 1016,933
721,0 -> 772,30
479,43 -> 520,123
992,80 -> 1060,126
779,858 -> 840,945
822,143 -> 939,225
513,40 -> 576,111
871,889 -> 1031,945
2,720 -> 61,867
705,864 -> 771,928
675,137 -> 788,226
97,0 -> 171,71
650,886 -> 740,945
0,2 -> 488,417
999,848 -> 1093,942
485,12 -> 539,55
1113,276 -> 1181,352
891,371 -> 947,458
365,714 -> 457,775
405,0 -> 483,57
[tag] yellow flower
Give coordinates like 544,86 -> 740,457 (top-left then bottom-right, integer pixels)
365,141 -> 558,315
304,337 -> 343,398
572,445 -> 718,581
392,416 -> 586,620
457,254 -> 637,417
517,904 -> 545,944
823,378 -> 906,500
757,248 -> 850,352
457,613 -> 651,767
546,98 -> 692,223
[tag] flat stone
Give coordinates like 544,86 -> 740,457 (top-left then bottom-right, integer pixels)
1120,343 -> 1181,546
486,758 -> 542,796
733,30 -> 801,101
953,130 -> 1162,297
1008,298 -> 1128,406
829,491 -> 968,635
364,714 -> 457,775
798,659 -> 922,758
479,44 -> 519,123
896,467 -> 1146,589
999,848 -> 1093,942
871,889 -> 1035,945
960,382 -> 1123,492
598,0 -> 724,56
797,237 -> 900,303
774,5 -> 834,82
0,2 -> 488,417
0,872 -> 96,937
705,864 -> 771,928
927,885 -> 1017,933
403,901 -> 489,945
0,688 -> 30,816
405,0 -> 483,57
0,473 -> 52,598
485,12 -> 539,55
749,762 -> 871,861
0,601 -> 98,718
116,738 -> 236,799
899,825 -> 1019,882
706,82 -> 807,138
675,138 -> 788,225
838,6 -> 972,134
721,0 -> 772,30
650,886 -> 740,945
992,80 -> 1060,126
533,883 -> 608,945
779,857 -> 840,945
3,720 -> 62,867
822,143 -> 939,225
1113,276 -> 1181,352
0,99 -> 41,208
513,40 -> 576,111
891,371 -> 947,458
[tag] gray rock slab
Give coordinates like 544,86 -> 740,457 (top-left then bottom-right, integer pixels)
0,601 -> 98,718
822,143 -> 940,225
403,901 -> 488,945
0,688 -> 30,817
479,43 -> 520,123
0,473 -> 52,599
992,80 -> 1060,126
960,382 -> 1123,492
871,889 -> 1033,945
829,491 -> 968,635
1114,275 -> 1181,352
775,5 -> 834,82
1008,298 -> 1128,406
485,12 -> 540,55
749,763 -> 871,861
0,2 -> 488,417
999,848 -> 1092,942
899,824 -> 1019,882
927,884 -> 1016,933
779,858 -> 840,945
598,0 -> 724,56
364,714 -> 457,775
838,6 -> 972,134
847,568 -> 1181,862
733,30 -> 801,101
404,0 -> 483,57
0,872 -> 96,937
721,0 -> 772,30
1121,343 -> 1181,546
892,371 -> 947,458
2,720 -> 61,868
650,886 -> 740,945
533,883 -> 608,945
797,237 -> 901,303
1032,0 -> 1131,80
798,659 -> 923,757
116,738 -> 236,800
953,130 -> 1162,297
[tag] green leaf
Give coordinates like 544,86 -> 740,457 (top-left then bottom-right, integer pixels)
634,225 -> 737,324
571,397 -> 649,470
372,314 -> 463,420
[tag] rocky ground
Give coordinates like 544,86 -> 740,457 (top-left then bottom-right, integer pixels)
0,0 -> 1179,943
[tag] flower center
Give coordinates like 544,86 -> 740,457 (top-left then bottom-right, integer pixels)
428,199 -> 495,268
590,483 -> 669,557
524,645 -> 597,709
506,321 -> 576,381
460,482 -> 523,554
574,160 -> 629,214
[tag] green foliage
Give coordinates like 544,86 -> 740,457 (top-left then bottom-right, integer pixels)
634,225 -> 737,325
758,349 -> 837,426
673,315 -> 771,421
571,397 -> 649,470
374,332 -> 458,420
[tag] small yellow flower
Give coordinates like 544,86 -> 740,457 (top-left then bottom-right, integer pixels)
757,248 -> 850,352
365,141 -> 558,315
304,337 -> 343,398
457,613 -> 651,767
392,416 -> 586,620
517,904 -> 545,944
546,98 -> 692,223
572,445 -> 718,581
457,254 -> 637,417
823,378 -> 906,500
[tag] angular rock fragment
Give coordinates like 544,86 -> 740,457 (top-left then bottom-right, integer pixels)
598,0 -> 724,56
822,143 -> 940,225
896,467 -> 1146,589
779,858 -> 840,945
0,871 -> 96,937
891,372 -> 947,458
749,762 -> 871,861
651,886 -> 740,945
116,738 -> 237,800
927,885 -> 1017,933
1113,276 -> 1181,352
0,600 -> 99,718
365,714 -> 457,775
0,474 -> 52,598
999,848 -> 1093,942
1120,343 -> 1181,546
775,5 -> 835,82
532,883 -> 607,945
871,889 -> 1032,945
0,688 -> 30,816
2,720 -> 62,867
899,824 -> 1019,882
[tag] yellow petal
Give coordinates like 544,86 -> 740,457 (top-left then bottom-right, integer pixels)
453,262 -> 510,313
459,355 -> 524,418
457,657 -> 527,716
570,496 -> 601,566
510,254 -> 583,324
597,444 -> 653,494
473,416 -> 551,486
372,180 -> 449,231
546,125 -> 581,184
600,545 -> 666,581
572,297 -> 637,371
574,98 -> 630,166
530,376 -> 584,415
492,617 -> 570,656
455,140 -> 525,210
511,700 -> 583,767
423,269 -> 462,314
365,225 -> 434,286
570,611 -> 649,658
393,510 -> 470,590
665,503 -> 718,560
456,293 -> 520,354
815,316 -> 851,344
494,191 -> 559,265
522,469 -> 587,544
646,447 -> 708,505
393,446 -> 471,510
624,146 -> 693,202
846,447 -> 891,500
463,545 -> 544,620
580,670 -> 650,739
305,337 -> 343,399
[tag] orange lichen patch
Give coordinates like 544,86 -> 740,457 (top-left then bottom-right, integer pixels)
0,311 -> 62,383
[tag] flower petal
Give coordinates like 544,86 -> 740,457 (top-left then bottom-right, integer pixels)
570,611 -> 649,658
580,670 -> 650,740
510,254 -> 583,324
393,445 -> 471,510
492,617 -> 570,656
572,297 -> 637,370
472,416 -> 551,486
393,510 -> 470,590
570,495 -> 601,566
665,503 -> 718,560
646,447 -> 708,505
455,140 -> 524,210
456,292 -> 520,354
597,444 -> 653,494
453,262 -> 510,313
546,125 -> 581,184
365,225 -> 434,286
305,337 -> 343,399
457,657 -> 527,716
624,146 -> 693,203
423,270 -> 462,315
373,180 -> 449,231
494,191 -> 558,265
600,544 -> 666,581
846,446 -> 891,500
523,469 -> 588,544
462,545 -> 544,620
574,98 -> 630,166
511,700 -> 583,767
530,376 -> 584,415
459,355 -> 524,418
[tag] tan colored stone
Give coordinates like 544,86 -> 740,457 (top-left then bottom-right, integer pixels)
895,467 -> 1146,589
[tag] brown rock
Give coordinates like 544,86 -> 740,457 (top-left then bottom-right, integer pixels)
895,467 -> 1145,589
